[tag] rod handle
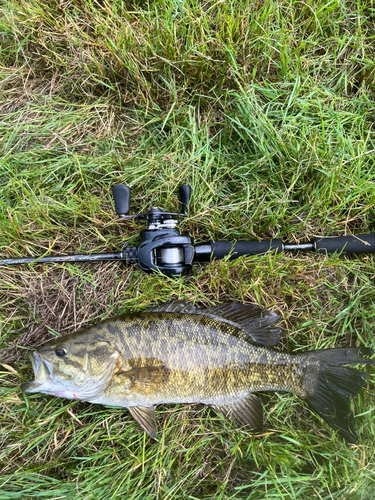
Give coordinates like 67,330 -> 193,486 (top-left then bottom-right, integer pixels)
314,233 -> 375,253
194,240 -> 284,262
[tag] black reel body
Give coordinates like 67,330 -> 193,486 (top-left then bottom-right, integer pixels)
137,231 -> 194,276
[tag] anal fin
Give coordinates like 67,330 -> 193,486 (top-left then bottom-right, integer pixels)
128,406 -> 158,439
212,394 -> 263,433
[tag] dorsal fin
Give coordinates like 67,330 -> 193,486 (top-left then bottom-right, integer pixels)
143,300 -> 281,347
200,303 -> 281,347
144,300 -> 198,314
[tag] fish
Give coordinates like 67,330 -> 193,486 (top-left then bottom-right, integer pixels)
21,300 -> 374,442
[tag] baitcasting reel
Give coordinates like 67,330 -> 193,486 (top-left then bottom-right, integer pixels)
1,184 -> 375,276
112,184 -> 194,275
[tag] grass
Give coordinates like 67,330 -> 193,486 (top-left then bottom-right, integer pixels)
1,0 -> 375,497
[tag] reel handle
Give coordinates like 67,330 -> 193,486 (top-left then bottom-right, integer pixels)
113,184 -> 131,217
179,184 -> 191,215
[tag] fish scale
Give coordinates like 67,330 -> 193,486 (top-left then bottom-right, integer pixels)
99,315 -> 302,403
22,300 -> 374,443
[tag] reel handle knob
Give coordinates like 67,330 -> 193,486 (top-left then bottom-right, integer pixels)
113,184 -> 131,217
179,184 -> 191,215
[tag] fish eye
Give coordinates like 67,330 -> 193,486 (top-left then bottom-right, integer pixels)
55,346 -> 67,357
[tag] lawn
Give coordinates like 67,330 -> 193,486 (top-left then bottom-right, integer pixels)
0,0 -> 375,498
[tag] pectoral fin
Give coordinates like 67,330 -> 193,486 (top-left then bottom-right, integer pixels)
212,394 -> 263,433
120,365 -> 170,393
128,406 -> 158,439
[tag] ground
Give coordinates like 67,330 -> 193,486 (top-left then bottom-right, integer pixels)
0,0 -> 375,498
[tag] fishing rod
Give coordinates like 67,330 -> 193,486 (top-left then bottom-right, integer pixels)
1,184 -> 375,276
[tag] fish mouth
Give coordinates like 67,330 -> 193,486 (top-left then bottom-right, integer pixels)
21,352 -> 52,394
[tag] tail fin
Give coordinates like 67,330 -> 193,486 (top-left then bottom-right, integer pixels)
301,347 -> 374,443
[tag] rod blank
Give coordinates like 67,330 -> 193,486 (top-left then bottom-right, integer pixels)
0,252 -> 124,266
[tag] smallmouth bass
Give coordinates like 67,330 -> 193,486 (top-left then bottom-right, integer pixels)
22,300 -> 374,442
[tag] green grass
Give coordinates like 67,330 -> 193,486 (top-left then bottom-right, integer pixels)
1,0 -> 375,498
